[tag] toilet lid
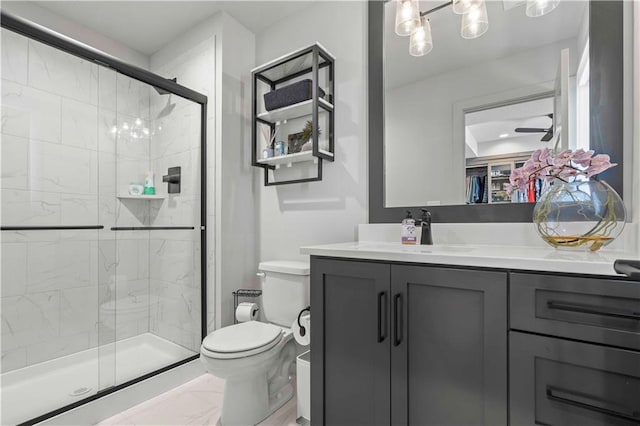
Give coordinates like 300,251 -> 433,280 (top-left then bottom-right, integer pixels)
202,321 -> 282,354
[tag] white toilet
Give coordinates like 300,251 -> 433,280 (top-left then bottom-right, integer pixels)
200,260 -> 310,425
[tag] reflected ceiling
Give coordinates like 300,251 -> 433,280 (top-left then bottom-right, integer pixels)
384,0 -> 587,89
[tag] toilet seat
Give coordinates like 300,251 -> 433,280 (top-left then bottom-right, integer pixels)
202,321 -> 284,359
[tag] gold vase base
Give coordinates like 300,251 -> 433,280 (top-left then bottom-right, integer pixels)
542,235 -> 614,252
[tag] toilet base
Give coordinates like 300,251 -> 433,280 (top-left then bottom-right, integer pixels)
214,339 -> 296,425
220,374 -> 294,425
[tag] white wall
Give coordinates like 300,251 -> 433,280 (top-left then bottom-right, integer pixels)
1,1 -> 149,69
255,1 -> 368,262
633,1 -> 640,248
476,137 -> 546,158
216,16 -> 258,328
151,11 -> 257,329
385,38 -> 579,207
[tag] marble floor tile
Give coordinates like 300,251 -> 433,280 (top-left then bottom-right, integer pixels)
96,374 -> 299,426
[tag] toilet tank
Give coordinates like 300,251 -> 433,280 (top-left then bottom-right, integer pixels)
259,260 -> 310,327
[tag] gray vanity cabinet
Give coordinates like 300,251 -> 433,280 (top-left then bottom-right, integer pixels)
311,257 -> 392,426
509,273 -> 640,425
390,265 -> 508,426
510,332 -> 640,425
510,273 -> 640,350
311,257 -> 508,425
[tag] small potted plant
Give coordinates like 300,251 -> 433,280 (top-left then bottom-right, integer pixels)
300,120 -> 320,152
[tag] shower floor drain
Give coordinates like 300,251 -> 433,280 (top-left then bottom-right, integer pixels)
69,387 -> 92,397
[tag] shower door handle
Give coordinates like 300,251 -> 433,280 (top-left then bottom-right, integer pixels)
1,225 -> 104,231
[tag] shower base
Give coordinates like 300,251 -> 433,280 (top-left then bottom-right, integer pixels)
1,333 -> 196,425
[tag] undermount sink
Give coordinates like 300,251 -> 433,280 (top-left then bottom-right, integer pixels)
350,242 -> 474,254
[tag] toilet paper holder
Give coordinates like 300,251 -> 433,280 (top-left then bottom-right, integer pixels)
232,288 -> 262,324
297,306 -> 311,336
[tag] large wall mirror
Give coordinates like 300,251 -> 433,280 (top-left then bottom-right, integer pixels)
369,0 -> 627,222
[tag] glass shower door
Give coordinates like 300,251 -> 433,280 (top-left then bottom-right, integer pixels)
0,29 -> 115,423
110,73 -> 201,387
1,21 -> 205,424
146,85 -> 203,363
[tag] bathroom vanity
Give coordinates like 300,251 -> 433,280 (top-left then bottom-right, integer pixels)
303,243 -> 640,425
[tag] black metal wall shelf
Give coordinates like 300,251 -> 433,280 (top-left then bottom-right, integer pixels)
251,43 -> 335,186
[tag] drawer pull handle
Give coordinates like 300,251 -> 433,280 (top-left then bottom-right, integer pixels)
614,259 -> 640,281
393,294 -> 403,346
547,300 -> 640,321
546,386 -> 640,423
377,291 -> 387,343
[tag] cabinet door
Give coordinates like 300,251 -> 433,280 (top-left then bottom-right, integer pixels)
391,265 -> 508,426
311,257 -> 391,426
510,332 -> 640,425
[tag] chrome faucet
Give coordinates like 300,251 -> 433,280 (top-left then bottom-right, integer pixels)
419,209 -> 433,245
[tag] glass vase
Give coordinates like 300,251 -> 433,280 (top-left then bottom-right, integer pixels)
533,179 -> 626,252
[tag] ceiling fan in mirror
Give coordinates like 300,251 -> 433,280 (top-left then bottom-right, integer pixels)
514,113 -> 554,142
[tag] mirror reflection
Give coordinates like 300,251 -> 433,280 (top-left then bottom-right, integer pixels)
384,0 -> 589,207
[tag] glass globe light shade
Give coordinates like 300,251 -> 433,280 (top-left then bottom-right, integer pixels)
526,0 -> 560,18
395,0 -> 421,36
461,1 -> 489,39
409,16 -> 433,57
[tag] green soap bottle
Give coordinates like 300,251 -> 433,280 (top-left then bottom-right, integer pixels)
143,171 -> 155,195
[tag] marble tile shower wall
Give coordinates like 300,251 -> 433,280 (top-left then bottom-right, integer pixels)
0,29 -> 159,372
147,89 -> 202,352
150,35 -> 215,335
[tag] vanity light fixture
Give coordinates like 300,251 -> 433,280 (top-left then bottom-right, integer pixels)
525,0 -> 560,17
396,0 -> 558,57
395,0 -> 421,36
410,16 -> 433,56
452,0 -> 483,15
461,0 -> 489,39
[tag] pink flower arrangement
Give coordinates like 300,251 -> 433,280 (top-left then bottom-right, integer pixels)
506,148 -> 616,195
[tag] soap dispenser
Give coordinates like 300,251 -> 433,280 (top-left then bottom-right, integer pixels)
401,210 -> 417,245
420,208 -> 433,245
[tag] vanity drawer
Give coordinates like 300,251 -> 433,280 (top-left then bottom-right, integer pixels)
510,273 -> 640,350
510,332 -> 640,426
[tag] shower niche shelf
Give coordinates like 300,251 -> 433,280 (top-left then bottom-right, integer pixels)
251,43 -> 335,186
117,194 -> 166,200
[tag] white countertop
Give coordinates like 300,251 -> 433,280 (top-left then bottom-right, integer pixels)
301,242 -> 640,277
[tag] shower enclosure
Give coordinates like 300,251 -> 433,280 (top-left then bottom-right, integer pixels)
1,12 -> 207,425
